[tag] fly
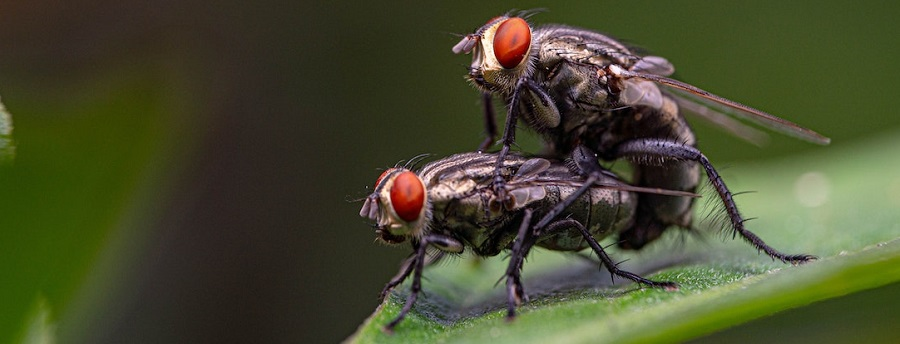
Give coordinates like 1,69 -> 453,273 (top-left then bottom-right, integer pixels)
360,147 -> 696,332
453,11 -> 828,263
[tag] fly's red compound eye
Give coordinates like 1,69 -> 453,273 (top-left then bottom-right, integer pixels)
374,168 -> 397,188
493,17 -> 531,69
390,171 -> 425,222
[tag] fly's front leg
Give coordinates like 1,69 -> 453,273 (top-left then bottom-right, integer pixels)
383,234 -> 463,333
492,79 -> 560,205
379,255 -> 416,302
491,80 -> 526,204
613,139 -> 816,264
383,240 -> 427,333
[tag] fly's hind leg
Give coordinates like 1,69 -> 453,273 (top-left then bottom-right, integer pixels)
613,138 -> 816,264
551,218 -> 678,290
527,145 -> 679,289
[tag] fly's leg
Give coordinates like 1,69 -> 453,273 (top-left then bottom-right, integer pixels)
490,80 -> 526,203
505,213 -> 677,323
613,138 -> 816,264
383,240 -> 427,334
379,251 -> 452,302
531,146 -> 609,231
553,218 -> 678,289
525,145 -> 679,289
503,146 -> 677,321
491,78 -> 553,202
478,92 -> 497,152
379,255 -> 416,302
504,209 -> 535,320
504,207 -> 598,320
383,234 -> 462,333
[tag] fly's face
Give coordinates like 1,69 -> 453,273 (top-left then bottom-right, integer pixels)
359,168 -> 430,242
453,16 -> 535,94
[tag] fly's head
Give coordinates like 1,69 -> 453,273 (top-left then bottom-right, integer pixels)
453,15 -> 536,95
359,168 -> 431,244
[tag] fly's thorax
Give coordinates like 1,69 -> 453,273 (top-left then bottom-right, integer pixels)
533,25 -> 638,71
427,172 -> 518,258
418,152 -> 560,256
546,90 -> 696,157
541,62 -> 613,130
425,155 -> 524,224
428,187 -> 503,252
428,177 -> 479,205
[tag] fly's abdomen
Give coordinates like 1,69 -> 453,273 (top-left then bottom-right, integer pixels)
618,95 -> 700,249
535,181 -> 637,252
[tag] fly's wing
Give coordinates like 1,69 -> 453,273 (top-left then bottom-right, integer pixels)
614,67 -> 830,145
672,94 -> 771,146
614,68 -> 770,145
506,186 -> 549,210
619,79 -> 665,109
507,159 -> 700,199
631,56 -> 675,76
505,175 -> 699,212
513,157 -> 551,179
506,157 -> 553,209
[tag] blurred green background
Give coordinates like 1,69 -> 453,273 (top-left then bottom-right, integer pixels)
0,1 -> 898,343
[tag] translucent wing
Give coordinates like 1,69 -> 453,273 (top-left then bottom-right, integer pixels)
632,56 -> 675,76
620,79 -> 664,109
587,182 -> 700,198
672,95 -> 770,146
616,76 -> 769,145
510,175 -> 700,198
514,157 -> 551,179
615,68 -> 830,145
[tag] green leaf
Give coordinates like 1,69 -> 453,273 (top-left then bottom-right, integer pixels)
0,64 -> 190,343
347,132 -> 900,344
19,296 -> 55,344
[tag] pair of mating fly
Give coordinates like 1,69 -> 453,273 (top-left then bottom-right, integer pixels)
360,12 -> 828,332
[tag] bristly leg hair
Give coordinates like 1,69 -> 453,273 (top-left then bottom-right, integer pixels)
695,173 -> 741,240
693,168 -> 762,246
